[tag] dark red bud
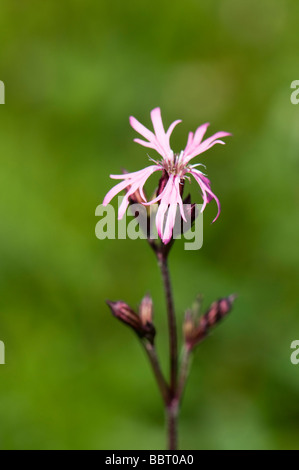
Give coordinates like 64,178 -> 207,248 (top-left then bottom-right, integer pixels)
184,294 -> 237,350
183,194 -> 198,227
179,178 -> 185,197
156,170 -> 169,198
107,299 -> 156,344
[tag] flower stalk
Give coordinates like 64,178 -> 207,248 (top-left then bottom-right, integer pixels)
157,251 -> 178,394
142,340 -> 170,405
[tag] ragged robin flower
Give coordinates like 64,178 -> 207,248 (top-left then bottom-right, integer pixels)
103,108 -> 231,244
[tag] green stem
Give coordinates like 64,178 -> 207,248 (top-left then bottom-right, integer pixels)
157,252 -> 178,395
143,341 -> 170,405
166,399 -> 179,451
176,346 -> 192,403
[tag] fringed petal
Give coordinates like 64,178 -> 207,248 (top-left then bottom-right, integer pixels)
103,165 -> 162,219
189,169 -> 221,222
183,129 -> 231,164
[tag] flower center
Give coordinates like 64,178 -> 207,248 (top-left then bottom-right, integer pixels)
162,151 -> 186,177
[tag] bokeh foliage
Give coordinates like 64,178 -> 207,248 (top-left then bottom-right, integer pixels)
0,0 -> 299,449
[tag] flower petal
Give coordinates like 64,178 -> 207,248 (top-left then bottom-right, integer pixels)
154,175 -> 186,244
154,175 -> 174,238
103,180 -> 131,206
174,177 -> 187,223
166,119 -> 182,138
110,165 -> 161,180
193,123 -> 210,145
150,108 -> 168,153
133,138 -> 157,150
184,123 -> 210,157
183,129 -> 231,163
103,165 -> 162,217
129,116 -> 155,143
189,169 -> 221,222
155,203 -> 169,240
162,203 -> 178,244
130,108 -> 177,161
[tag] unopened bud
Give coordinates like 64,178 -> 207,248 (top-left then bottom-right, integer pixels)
191,294 -> 203,316
184,294 -> 237,350
139,294 -> 153,327
204,294 -> 237,328
107,300 -> 140,330
183,310 -> 196,342
107,299 -> 156,344
156,170 -> 169,198
183,194 -> 198,227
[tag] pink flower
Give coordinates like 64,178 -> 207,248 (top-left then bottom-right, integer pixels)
103,108 -> 231,244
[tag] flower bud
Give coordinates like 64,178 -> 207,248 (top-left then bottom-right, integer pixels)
156,170 -> 169,198
183,310 -> 196,340
139,294 -> 153,327
107,299 -> 156,344
183,194 -> 198,227
184,294 -> 236,350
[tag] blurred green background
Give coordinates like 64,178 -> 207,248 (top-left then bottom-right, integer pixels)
0,0 -> 299,450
